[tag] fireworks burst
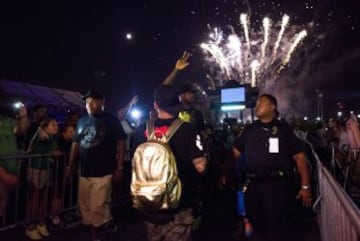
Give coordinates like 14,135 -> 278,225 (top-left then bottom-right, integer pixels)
201,13 -> 308,91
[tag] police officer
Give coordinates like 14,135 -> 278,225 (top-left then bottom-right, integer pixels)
232,94 -> 312,241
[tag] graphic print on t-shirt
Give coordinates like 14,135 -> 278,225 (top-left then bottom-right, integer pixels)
196,134 -> 203,151
79,118 -> 106,149
144,126 -> 169,139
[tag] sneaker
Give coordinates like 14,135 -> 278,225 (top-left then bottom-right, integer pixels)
37,224 -> 50,237
49,216 -> 63,230
52,216 -> 61,226
102,220 -> 119,233
25,228 -> 42,240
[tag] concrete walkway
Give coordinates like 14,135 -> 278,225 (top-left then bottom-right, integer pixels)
1,204 -> 321,241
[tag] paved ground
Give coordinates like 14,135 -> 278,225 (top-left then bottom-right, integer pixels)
1,191 -> 321,241
1,211 -> 320,241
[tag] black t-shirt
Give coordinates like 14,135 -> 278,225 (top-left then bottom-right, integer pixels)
21,123 -> 40,151
58,137 -> 72,153
133,118 -> 204,209
74,112 -> 126,177
233,119 -> 304,173
179,108 -> 205,132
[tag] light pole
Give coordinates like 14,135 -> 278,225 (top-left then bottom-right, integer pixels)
319,92 -> 324,121
316,89 -> 324,121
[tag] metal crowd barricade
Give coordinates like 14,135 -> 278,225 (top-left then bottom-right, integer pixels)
330,146 -> 360,189
314,151 -> 360,241
348,149 -> 360,189
0,153 -> 79,232
329,146 -> 348,187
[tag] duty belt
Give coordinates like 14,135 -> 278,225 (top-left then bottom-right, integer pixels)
245,166 -> 297,182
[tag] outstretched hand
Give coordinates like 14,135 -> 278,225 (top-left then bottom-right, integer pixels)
129,95 -> 139,107
175,51 -> 191,71
117,95 -> 139,120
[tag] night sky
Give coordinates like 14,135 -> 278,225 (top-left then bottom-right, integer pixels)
0,0 -> 359,117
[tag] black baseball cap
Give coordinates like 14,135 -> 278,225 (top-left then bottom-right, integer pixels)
177,84 -> 196,94
154,85 -> 182,116
81,89 -> 104,100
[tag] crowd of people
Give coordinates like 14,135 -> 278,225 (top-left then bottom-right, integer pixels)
0,103 -> 80,239
0,52 -> 359,241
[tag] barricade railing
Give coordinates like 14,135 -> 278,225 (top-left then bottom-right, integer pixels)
314,150 -> 360,241
0,153 -> 79,231
0,150 -> 135,232
330,146 -> 360,189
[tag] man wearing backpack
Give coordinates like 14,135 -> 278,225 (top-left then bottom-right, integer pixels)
133,84 -> 207,241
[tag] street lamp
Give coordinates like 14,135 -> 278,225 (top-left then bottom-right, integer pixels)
319,93 -> 324,120
315,89 -> 324,121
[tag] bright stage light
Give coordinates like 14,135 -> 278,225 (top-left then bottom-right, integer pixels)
130,108 -> 142,119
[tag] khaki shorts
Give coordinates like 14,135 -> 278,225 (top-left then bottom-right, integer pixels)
78,175 -> 113,227
145,208 -> 194,241
27,168 -> 50,189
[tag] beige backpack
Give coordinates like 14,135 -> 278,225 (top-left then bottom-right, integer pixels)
131,119 -> 183,211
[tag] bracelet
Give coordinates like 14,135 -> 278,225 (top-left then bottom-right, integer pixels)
301,185 -> 311,190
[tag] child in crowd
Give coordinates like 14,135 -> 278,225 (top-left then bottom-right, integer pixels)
25,118 -> 59,240
51,124 -> 75,227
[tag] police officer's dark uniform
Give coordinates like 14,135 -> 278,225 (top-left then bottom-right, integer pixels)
233,94 -> 311,241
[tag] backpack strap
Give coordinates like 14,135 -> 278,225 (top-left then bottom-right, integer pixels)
165,119 -> 184,141
146,120 -> 155,140
146,119 -> 183,141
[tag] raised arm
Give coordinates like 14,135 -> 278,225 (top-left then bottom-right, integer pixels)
162,51 -> 191,86
13,105 -> 30,135
117,95 -> 139,120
